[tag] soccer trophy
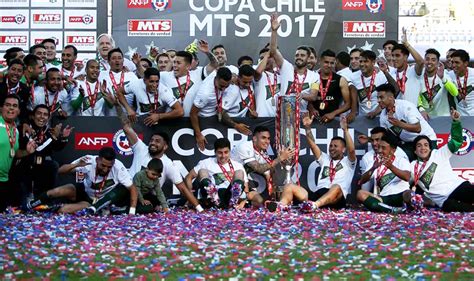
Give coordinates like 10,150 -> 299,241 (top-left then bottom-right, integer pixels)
275,94 -> 300,200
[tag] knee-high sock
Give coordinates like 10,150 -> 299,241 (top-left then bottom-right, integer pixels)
363,196 -> 397,213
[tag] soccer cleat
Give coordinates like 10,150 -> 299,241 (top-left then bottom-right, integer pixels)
300,201 -> 318,213
205,184 -> 220,206
228,183 -> 242,208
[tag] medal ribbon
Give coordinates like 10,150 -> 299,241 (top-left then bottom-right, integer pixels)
413,160 -> 428,187
361,70 -> 376,102
176,71 -> 191,101
44,87 -> 59,112
456,68 -> 469,100
424,72 -> 437,102
109,71 -> 124,93
5,121 -> 16,156
319,71 -> 333,104
218,160 -> 235,182
396,67 -> 407,94
329,158 -> 342,183
86,81 -> 100,110
376,154 -> 395,187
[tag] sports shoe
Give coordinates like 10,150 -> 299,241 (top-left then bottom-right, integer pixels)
205,184 -> 220,206
76,206 -> 96,216
300,201 -> 318,213
228,183 -> 242,208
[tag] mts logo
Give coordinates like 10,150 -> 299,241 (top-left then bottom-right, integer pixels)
130,20 -> 171,31
350,22 -> 384,32
75,133 -> 114,150
0,36 -> 27,43
67,36 -> 94,44
33,14 -> 60,21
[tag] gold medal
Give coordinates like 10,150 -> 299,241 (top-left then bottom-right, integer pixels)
92,197 -> 98,204
319,102 -> 326,110
217,112 -> 222,122
367,101 -> 372,108
10,148 -> 15,158
271,97 -> 276,106
36,156 -> 43,165
429,101 -> 434,109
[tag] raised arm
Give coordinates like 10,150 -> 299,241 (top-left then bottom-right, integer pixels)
341,116 -> 356,162
269,13 -> 284,68
303,115 -> 322,160
401,28 -> 424,76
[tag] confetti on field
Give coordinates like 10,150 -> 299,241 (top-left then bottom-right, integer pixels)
0,209 -> 473,279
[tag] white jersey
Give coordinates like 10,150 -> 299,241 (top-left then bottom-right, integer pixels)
390,65 -> 421,106
417,70 -> 452,117
98,70 -> 139,116
279,59 -> 320,112
410,145 -> 465,207
337,67 -> 353,84
232,141 -> 271,194
160,70 -> 203,117
32,86 -> 70,114
350,70 -> 388,115
193,74 -> 231,117
360,147 -> 408,192
72,155 -> 133,200
73,80 -> 107,116
448,67 -> 474,116
314,153 -> 357,198
193,157 -> 247,190
129,139 -> 183,188
380,100 -> 437,142
371,155 -> 410,196
124,79 -> 177,116
222,84 -> 253,117
255,71 -> 281,117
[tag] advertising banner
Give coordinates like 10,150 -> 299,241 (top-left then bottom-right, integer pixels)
112,0 -> 398,64
54,116 -> 474,197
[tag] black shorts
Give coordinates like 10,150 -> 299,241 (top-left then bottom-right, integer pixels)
74,183 -> 93,204
307,188 -> 346,209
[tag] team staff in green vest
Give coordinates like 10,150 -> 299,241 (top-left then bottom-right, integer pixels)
0,95 -> 37,212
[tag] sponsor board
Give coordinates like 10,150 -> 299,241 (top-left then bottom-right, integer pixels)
31,10 -> 63,29
342,0 -> 384,13
65,9 -> 96,29
0,0 -> 29,8
0,31 -> 28,51
151,0 -> 171,11
0,10 -> 29,29
343,21 -> 385,38
64,31 -> 97,51
65,0 -> 97,8
31,0 -> 63,8
451,128 -> 474,156
30,31 -> 63,50
127,19 -> 172,36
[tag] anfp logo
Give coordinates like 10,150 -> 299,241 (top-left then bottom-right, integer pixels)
15,14 -> 26,24
152,0 -> 171,11
113,129 -> 133,156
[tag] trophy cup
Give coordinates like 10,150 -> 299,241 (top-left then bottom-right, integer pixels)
275,94 -> 300,201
